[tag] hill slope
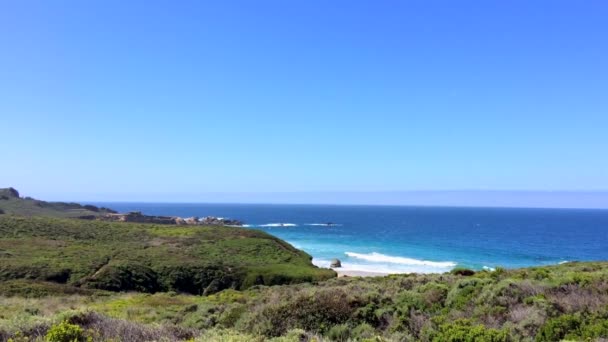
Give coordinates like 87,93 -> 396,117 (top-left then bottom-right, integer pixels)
0,187 -> 115,218
0,216 -> 335,294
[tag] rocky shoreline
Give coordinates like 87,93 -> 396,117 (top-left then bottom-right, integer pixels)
83,211 -> 244,226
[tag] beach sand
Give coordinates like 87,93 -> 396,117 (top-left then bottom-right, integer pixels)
335,269 -> 390,277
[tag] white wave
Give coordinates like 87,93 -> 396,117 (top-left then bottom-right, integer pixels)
558,260 -> 570,264
483,266 -> 496,271
345,252 -> 456,268
305,223 -> 343,226
258,223 -> 298,227
241,224 -> 252,228
312,258 -> 453,274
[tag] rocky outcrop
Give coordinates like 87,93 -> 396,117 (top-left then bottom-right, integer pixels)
451,268 -> 476,276
100,212 -> 178,225
200,216 -> 243,226
7,187 -> 19,198
185,217 -> 199,225
99,212 -> 244,226
0,187 -> 20,199
330,259 -> 342,268
81,205 -> 117,214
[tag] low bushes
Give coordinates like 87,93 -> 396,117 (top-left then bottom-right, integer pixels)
45,321 -> 86,342
247,289 -> 356,336
0,216 -> 335,295
536,312 -> 608,341
427,319 -> 510,342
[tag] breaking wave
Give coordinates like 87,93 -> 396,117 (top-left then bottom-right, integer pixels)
305,223 -> 343,226
345,252 -> 456,268
257,223 -> 298,227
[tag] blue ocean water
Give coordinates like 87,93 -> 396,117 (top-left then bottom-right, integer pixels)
94,203 -> 608,274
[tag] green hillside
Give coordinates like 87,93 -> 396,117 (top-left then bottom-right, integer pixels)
0,188 -> 115,218
0,216 -> 335,295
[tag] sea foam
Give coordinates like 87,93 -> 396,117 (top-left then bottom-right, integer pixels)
345,252 -> 456,268
305,223 -> 343,226
313,257 -> 455,274
258,223 -> 298,227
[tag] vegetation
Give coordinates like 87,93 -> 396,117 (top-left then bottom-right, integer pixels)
1,261 -> 608,341
0,216 -> 335,296
0,188 -> 115,218
44,321 -> 86,342
1,195 -> 607,341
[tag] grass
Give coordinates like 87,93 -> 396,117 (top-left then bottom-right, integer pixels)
0,215 -> 335,295
1,261 -> 608,341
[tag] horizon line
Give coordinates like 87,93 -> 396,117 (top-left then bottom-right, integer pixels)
82,200 -> 608,211
9,188 -> 608,210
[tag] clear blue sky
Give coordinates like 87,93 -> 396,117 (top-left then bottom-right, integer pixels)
1,1 -> 607,204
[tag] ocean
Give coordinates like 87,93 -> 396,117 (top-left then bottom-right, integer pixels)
94,203 -> 608,274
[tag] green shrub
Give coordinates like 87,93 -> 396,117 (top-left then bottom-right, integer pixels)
446,278 -> 488,309
251,289 -> 355,336
419,282 -> 449,311
220,304 -> 247,327
395,290 -> 425,311
536,314 -> 580,341
83,262 -> 160,293
536,313 -> 608,341
45,321 -> 86,342
578,318 -> 608,340
531,268 -> 550,280
491,267 -> 506,279
352,323 -> 376,339
354,302 -> 380,325
326,324 -> 350,341
431,319 -> 509,342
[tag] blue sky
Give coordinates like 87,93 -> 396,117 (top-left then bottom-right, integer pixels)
1,1 -> 607,205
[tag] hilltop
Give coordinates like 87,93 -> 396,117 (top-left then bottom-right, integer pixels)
0,188 -> 244,226
0,187 -> 116,218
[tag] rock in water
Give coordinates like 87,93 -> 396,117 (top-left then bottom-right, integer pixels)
330,259 -> 342,268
